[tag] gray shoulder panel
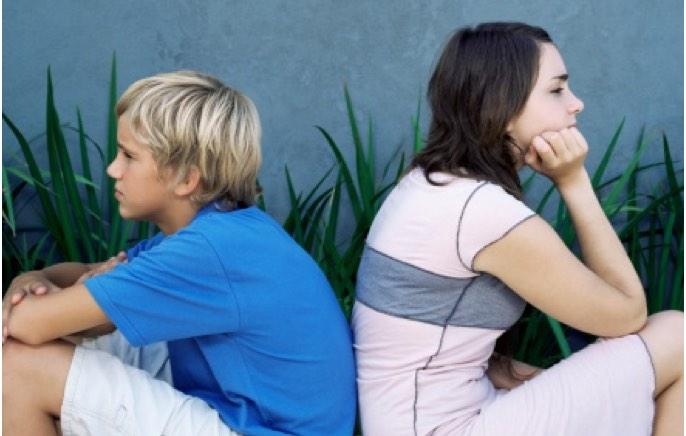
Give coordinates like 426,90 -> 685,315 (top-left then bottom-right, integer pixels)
355,246 -> 526,329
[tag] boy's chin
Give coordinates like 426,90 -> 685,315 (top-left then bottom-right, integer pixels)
117,206 -> 140,221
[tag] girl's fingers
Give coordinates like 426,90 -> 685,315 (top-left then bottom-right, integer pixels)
532,136 -> 556,166
541,131 -> 571,161
569,127 -> 589,154
559,128 -> 582,157
524,142 -> 543,171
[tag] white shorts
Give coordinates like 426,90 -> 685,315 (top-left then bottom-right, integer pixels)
60,331 -> 240,436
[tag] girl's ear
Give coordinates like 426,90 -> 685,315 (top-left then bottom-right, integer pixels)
506,118 -> 515,134
174,166 -> 202,197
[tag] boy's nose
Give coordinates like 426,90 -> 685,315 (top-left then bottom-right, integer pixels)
106,160 -> 121,179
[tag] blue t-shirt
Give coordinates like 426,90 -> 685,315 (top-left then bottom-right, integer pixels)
85,205 -> 356,435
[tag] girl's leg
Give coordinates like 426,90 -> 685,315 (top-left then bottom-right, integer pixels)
637,310 -> 683,436
2,339 -> 75,436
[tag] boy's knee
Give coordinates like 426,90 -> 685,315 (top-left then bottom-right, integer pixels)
3,339 -> 34,393
3,339 -> 75,386
4,338 -> 32,368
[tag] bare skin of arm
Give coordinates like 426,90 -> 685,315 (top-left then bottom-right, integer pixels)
475,128 -> 646,338
6,283 -> 111,345
480,128 -> 646,389
487,354 -> 543,390
3,253 -> 126,342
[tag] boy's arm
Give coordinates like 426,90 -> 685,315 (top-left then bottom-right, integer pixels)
6,283 -> 112,345
21,251 -> 127,289
3,253 -> 127,342
39,262 -> 93,288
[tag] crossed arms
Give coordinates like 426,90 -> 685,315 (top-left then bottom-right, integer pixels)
3,256 -> 124,345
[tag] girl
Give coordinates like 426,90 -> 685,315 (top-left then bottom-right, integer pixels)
352,22 -> 682,435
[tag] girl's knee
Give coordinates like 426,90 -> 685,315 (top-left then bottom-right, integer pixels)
643,310 -> 683,346
638,310 -> 683,393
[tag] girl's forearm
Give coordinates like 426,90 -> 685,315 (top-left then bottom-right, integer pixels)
557,169 -> 645,305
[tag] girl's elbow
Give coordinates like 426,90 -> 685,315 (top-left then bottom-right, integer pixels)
627,300 -> 648,333
610,297 -> 647,336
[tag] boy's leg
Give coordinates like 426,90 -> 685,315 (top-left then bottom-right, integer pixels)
80,330 -> 172,383
3,338 -> 74,436
63,338 -> 239,435
5,333 -> 240,435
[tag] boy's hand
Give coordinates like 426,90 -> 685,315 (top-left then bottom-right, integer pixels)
3,272 -> 60,343
2,251 -> 126,343
524,127 -> 589,189
76,251 -> 128,284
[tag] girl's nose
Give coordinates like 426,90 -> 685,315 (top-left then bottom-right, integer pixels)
569,92 -> 584,115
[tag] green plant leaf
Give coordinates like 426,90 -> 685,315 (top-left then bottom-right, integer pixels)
591,117 -> 625,189
546,316 -> 571,357
2,168 -> 16,235
601,127 -> 648,218
78,108 -> 105,258
316,125 -> 362,220
3,113 -> 63,248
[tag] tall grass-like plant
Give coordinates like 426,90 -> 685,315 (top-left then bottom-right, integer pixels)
515,124 -> 683,366
3,71 -> 682,370
283,87 -> 418,315
2,55 -> 152,290
282,90 -> 683,368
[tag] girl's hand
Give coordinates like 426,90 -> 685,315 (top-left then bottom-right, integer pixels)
524,127 -> 589,188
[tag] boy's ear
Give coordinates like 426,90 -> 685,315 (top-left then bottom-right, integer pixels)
173,166 -> 202,198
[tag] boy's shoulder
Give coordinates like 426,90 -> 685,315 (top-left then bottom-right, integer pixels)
189,205 -> 282,236
182,205 -> 293,251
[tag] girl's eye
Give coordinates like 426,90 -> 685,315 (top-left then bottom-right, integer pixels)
551,88 -> 563,95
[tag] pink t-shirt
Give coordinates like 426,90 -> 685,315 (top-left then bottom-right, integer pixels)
352,168 -> 535,435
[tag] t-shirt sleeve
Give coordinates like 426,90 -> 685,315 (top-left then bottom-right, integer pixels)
456,182 -> 537,273
125,232 -> 165,260
85,229 -> 240,346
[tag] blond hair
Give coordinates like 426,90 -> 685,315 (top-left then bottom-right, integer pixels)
116,70 -> 262,209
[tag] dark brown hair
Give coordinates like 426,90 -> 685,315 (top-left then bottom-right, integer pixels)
414,22 -> 553,382
412,22 -> 552,199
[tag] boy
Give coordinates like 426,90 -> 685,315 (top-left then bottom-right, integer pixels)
3,71 -> 356,435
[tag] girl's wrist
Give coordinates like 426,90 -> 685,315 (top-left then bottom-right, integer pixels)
554,167 -> 591,193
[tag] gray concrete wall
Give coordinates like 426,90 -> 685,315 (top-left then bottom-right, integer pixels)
4,1 -> 683,223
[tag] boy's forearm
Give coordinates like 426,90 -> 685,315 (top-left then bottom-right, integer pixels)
40,262 -> 92,288
8,284 -> 111,345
